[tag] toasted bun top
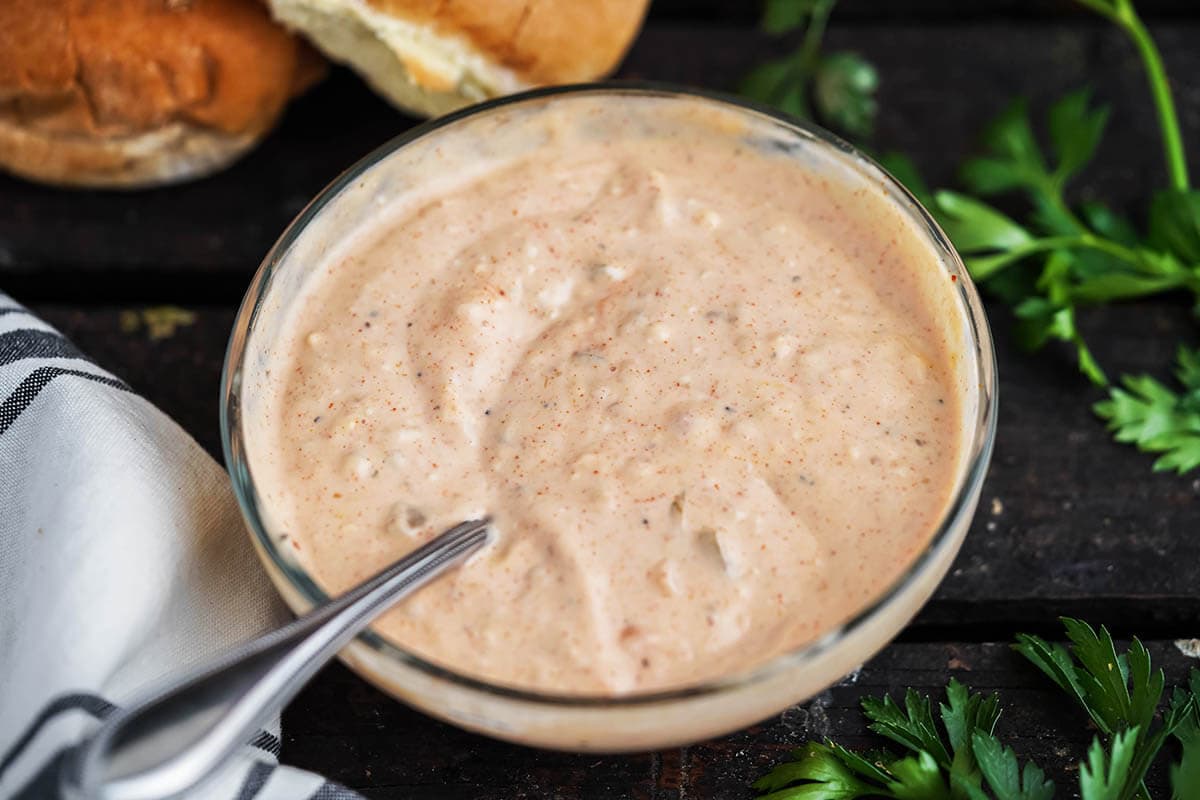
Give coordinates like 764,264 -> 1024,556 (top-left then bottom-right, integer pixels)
0,0 -> 324,141
363,0 -> 649,85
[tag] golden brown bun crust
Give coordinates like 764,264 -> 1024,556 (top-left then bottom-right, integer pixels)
266,0 -> 648,118
0,0 -> 325,188
366,0 -> 650,85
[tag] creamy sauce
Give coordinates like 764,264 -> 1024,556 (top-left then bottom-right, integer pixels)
249,96 -> 967,694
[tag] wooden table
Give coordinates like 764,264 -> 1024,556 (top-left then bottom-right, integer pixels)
4,3 -> 1198,796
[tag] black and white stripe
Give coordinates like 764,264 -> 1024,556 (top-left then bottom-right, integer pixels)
248,730 -> 283,758
0,693 -> 116,780
0,310 -> 131,437
1,299 -> 364,800
0,329 -> 88,366
2,696 -> 352,799
0,366 -> 130,436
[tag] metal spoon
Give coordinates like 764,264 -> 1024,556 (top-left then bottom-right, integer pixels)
63,518 -> 492,800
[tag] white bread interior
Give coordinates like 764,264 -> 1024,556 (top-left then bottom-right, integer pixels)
269,0 -> 527,118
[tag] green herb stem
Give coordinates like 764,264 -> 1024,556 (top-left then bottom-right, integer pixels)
1074,0 -> 1189,189
1121,7 -> 1190,190
1046,186 -> 1091,235
969,234 -> 1142,280
799,0 -> 837,76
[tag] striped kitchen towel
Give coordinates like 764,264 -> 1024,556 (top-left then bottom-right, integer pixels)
0,295 -> 363,800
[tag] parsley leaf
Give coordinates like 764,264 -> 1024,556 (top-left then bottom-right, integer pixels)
1094,347 -> 1200,474
960,99 -> 1058,199
753,680 -> 1048,800
934,191 -> 1034,268
752,742 -> 883,799
743,57 -> 810,119
1148,190 -> 1200,265
886,751 -> 952,800
1014,618 -> 1158,733
863,688 -> 953,767
942,679 -> 1002,760
1171,670 -> 1200,800
1080,202 -> 1141,247
754,621 -> 1199,800
1049,90 -> 1111,186
1014,618 -> 1195,800
814,52 -> 879,138
1079,729 -> 1139,800
972,732 -> 1055,800
742,0 -> 879,139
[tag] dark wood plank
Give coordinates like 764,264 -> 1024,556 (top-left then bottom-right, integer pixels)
646,0 -> 1200,22
12,19 -> 1200,798
30,304 -> 1200,633
917,298 -> 1200,634
280,640 -> 1199,798
3,22 -> 1198,298
32,306 -> 237,458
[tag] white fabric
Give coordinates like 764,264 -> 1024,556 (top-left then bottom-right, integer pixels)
0,297 -> 362,800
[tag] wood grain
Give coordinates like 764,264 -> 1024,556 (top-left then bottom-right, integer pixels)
9,16 -> 1200,800
3,23 -> 1198,296
279,641 -> 1199,798
29,293 -> 1200,633
646,0 -> 1198,22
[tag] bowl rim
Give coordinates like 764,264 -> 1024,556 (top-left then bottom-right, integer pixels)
220,80 -> 998,707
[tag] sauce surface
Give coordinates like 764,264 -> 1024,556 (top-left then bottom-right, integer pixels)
249,96 -> 968,694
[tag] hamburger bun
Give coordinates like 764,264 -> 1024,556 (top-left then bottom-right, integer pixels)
266,0 -> 649,118
0,0 -> 325,189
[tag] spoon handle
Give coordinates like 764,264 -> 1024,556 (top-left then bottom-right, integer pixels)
66,519 -> 491,800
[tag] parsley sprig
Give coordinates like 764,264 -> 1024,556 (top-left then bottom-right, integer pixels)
743,0 -> 1200,473
754,679 -> 1053,800
909,78 -> 1200,472
909,90 -> 1200,387
1015,620 -> 1195,800
753,620 -> 1200,800
1073,0 -> 1189,191
1094,346 -> 1200,473
913,91 -> 1200,389
891,0 -> 1200,473
742,0 -> 878,139
1171,671 -> 1200,796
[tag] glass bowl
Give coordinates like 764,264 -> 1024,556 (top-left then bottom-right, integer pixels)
221,83 -> 997,752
